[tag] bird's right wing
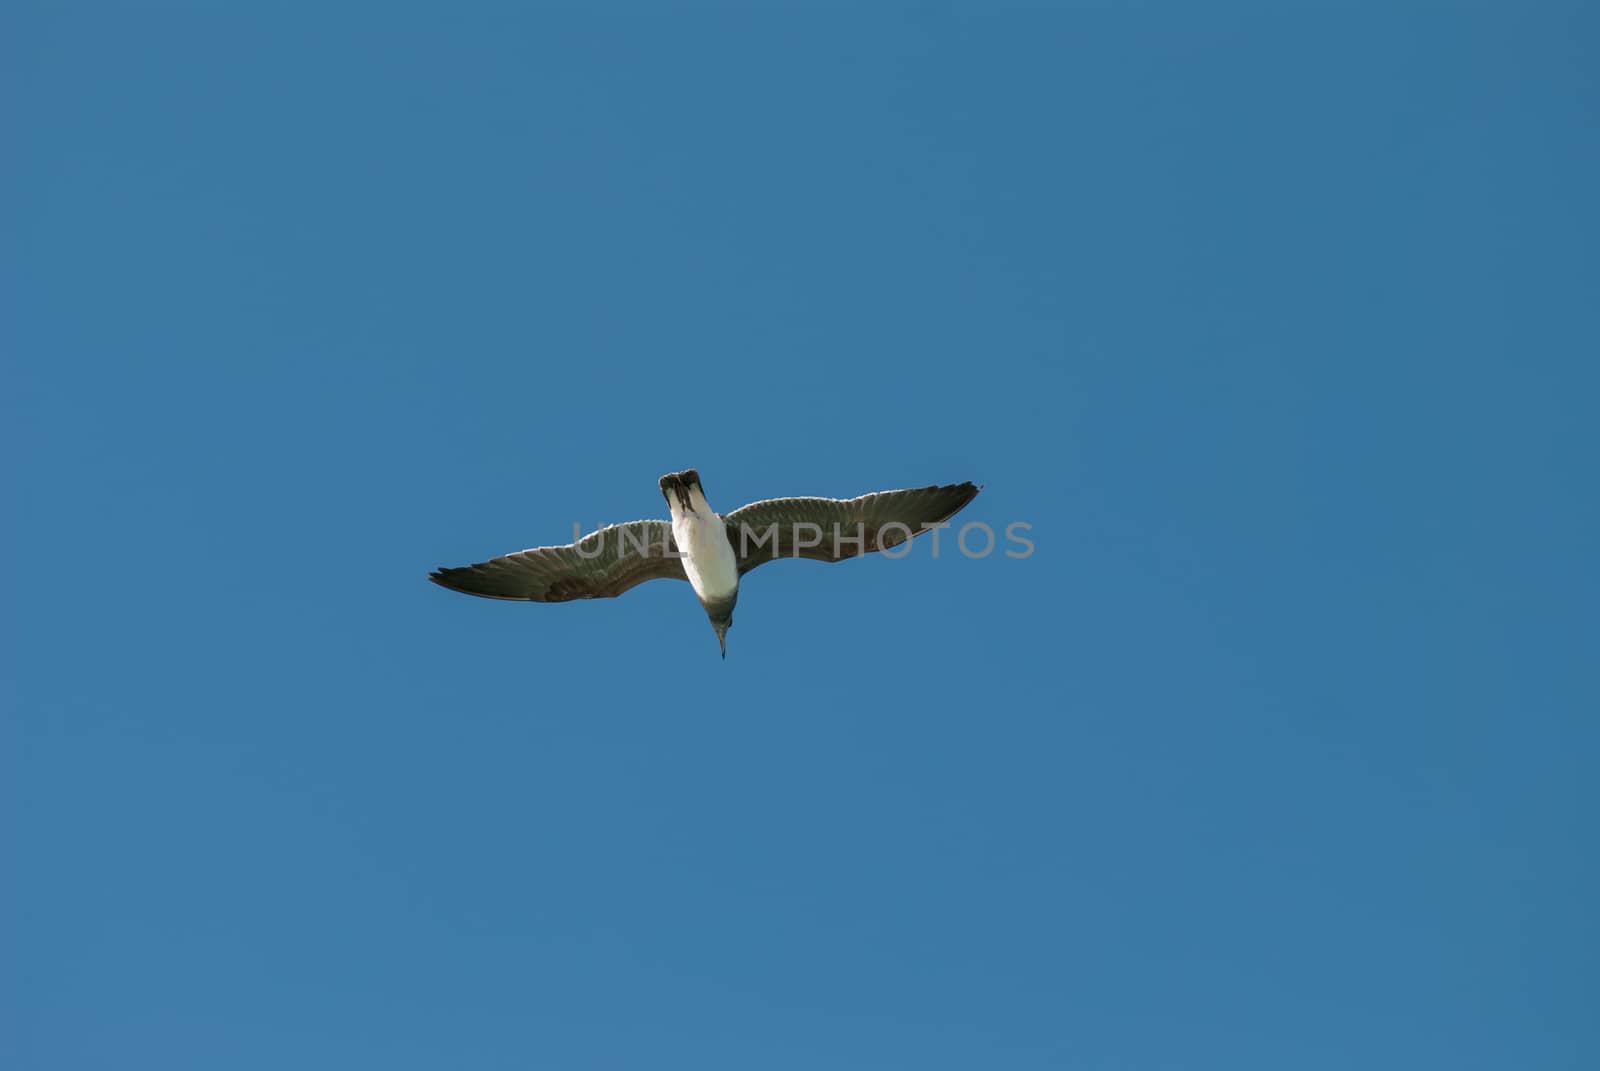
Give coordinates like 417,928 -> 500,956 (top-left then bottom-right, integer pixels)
429,520 -> 687,601
723,482 -> 980,576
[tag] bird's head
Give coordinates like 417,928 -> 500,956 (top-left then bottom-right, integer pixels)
703,593 -> 736,660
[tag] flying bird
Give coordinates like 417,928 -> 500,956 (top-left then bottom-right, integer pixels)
429,469 -> 980,657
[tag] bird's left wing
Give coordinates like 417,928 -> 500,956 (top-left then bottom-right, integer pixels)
429,519 -> 687,601
723,482 -> 980,576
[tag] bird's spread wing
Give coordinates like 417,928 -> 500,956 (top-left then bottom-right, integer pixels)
723,482 -> 980,576
430,520 -> 687,601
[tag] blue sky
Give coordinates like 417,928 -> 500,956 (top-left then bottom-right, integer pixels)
5,3 -> 1596,1068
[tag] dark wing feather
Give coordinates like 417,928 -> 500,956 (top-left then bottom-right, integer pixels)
723,482 -> 980,576
429,520 -> 687,602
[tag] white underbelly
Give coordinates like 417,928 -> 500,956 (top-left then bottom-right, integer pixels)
673,511 -> 738,601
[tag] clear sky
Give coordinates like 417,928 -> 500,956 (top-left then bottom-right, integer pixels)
5,3 -> 1597,1068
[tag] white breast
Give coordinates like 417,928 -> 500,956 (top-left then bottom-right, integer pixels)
670,493 -> 739,601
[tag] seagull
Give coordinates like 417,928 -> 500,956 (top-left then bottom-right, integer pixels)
429,469 -> 980,657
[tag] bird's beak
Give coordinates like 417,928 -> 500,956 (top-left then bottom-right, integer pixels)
716,623 -> 728,660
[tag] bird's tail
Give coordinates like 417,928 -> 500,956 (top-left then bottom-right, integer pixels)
659,469 -> 705,513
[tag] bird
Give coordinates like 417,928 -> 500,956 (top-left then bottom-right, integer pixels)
429,469 -> 981,658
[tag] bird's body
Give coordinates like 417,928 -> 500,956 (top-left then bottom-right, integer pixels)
430,469 -> 980,657
665,475 -> 739,606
